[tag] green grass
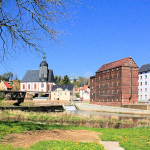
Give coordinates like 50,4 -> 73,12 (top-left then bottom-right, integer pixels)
0,121 -> 150,150
0,140 -> 104,150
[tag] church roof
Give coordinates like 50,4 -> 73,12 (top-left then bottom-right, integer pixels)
40,60 -> 48,67
51,85 -> 74,91
21,69 -> 55,82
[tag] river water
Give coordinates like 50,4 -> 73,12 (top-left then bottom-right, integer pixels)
64,105 -> 150,120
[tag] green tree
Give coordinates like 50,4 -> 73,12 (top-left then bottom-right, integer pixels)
55,75 -> 62,85
62,75 -> 71,85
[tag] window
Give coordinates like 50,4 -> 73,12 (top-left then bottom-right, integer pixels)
145,75 -> 147,79
92,86 -> 93,89
34,83 -> 36,90
28,84 -> 30,90
117,97 -> 119,101
99,84 -> 100,88
107,83 -> 109,87
23,84 -> 25,89
107,75 -> 109,79
117,73 -> 119,78
92,79 -> 93,82
112,74 -> 114,78
140,95 -> 142,100
117,90 -> 119,94
129,81 -> 131,86
145,95 -> 147,100
140,89 -> 142,92
99,91 -> 100,96
99,77 -> 100,81
145,81 -> 147,85
116,82 -> 119,86
145,88 -> 147,92
112,90 -> 114,94
140,82 -> 142,86
41,83 -> 44,88
112,82 -> 114,86
140,76 -> 142,79
92,93 -> 93,96
103,91 -> 105,94
107,90 -> 109,94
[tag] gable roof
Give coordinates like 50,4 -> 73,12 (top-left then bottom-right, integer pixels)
96,57 -> 131,72
51,85 -> 74,91
3,81 -> 12,89
139,64 -> 150,73
21,69 -> 55,82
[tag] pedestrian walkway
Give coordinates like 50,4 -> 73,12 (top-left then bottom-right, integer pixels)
99,141 -> 125,150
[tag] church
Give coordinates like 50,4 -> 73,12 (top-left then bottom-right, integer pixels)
21,55 -> 55,92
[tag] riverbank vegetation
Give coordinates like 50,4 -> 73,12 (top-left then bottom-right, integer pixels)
0,110 -> 150,128
0,121 -> 149,150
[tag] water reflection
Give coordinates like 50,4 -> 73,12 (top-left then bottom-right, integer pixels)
65,106 -> 150,120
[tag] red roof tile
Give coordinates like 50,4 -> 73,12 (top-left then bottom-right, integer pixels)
96,57 -> 130,72
80,85 -> 88,90
3,81 -> 12,89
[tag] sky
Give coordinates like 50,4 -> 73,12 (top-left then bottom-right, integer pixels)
1,0 -> 150,80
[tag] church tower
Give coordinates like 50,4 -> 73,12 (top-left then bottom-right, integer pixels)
39,53 -> 48,82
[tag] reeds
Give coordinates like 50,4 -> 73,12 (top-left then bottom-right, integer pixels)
0,110 -> 150,128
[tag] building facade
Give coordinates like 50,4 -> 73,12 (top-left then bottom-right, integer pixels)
90,57 -> 139,106
138,64 -> 150,103
79,85 -> 90,101
51,85 -> 74,101
21,55 -> 55,93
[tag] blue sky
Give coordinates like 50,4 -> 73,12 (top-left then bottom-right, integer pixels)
1,0 -> 150,79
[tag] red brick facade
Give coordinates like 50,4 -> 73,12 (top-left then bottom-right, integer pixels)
90,57 -> 139,106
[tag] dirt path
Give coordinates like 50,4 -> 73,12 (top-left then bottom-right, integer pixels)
2,129 -> 125,150
2,130 -> 100,148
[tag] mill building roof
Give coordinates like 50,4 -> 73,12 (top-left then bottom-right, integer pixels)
139,64 -> 150,73
51,85 -> 74,91
21,69 -> 55,82
96,57 -> 133,72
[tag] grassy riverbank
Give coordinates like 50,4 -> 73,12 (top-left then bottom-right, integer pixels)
0,121 -> 150,150
0,110 -> 150,128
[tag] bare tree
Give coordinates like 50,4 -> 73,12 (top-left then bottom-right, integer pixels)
0,0 -> 77,59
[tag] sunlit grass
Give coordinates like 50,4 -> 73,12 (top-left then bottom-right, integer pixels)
0,121 -> 150,150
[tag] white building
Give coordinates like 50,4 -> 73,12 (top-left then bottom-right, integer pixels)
21,55 -> 55,93
138,64 -> 150,103
51,85 -> 75,101
79,85 -> 90,101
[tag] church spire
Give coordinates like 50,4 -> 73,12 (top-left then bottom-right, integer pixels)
43,52 -> 46,61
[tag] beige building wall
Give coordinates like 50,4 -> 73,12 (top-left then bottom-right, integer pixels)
0,81 -> 7,90
51,88 -> 74,101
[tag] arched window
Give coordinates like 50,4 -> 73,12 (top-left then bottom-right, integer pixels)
34,83 -> 37,90
28,84 -> 30,90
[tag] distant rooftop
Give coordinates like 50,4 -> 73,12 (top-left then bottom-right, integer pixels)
51,85 -> 74,91
139,64 -> 150,73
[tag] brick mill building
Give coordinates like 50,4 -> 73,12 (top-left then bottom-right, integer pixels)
90,57 -> 139,106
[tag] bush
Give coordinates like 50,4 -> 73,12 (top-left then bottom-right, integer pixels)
0,92 -> 5,100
